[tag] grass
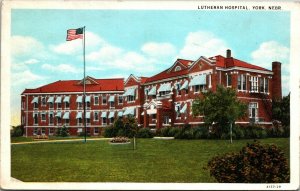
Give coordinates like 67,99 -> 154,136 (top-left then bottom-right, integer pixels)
11,138 -> 289,182
11,136 -> 103,143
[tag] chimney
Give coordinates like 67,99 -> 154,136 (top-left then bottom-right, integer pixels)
272,61 -> 282,100
226,49 -> 231,58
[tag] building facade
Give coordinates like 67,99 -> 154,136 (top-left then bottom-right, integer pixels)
21,50 -> 282,136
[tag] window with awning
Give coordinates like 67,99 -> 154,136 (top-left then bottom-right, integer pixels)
55,111 -> 62,118
180,103 -> 187,114
63,112 -> 69,119
123,107 -> 135,116
101,111 -> 107,118
148,86 -> 157,96
189,75 -> 206,86
76,96 -> 83,103
63,96 -> 70,103
31,97 -> 39,104
180,80 -> 189,90
85,95 -> 91,103
76,112 -> 82,119
108,111 -> 115,118
108,95 -> 115,102
47,96 -> 54,103
118,111 -> 123,117
86,111 -> 91,119
158,83 -> 171,92
55,96 -> 62,103
123,88 -> 136,97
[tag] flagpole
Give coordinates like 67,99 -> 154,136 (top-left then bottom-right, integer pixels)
83,26 -> 87,143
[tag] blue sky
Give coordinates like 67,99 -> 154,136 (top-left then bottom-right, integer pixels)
11,9 -> 290,125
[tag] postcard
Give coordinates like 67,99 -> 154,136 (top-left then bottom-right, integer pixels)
1,0 -> 299,190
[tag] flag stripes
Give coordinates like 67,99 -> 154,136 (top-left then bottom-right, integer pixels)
66,28 -> 83,41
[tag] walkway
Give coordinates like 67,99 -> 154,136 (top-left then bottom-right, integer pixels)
11,138 -> 111,145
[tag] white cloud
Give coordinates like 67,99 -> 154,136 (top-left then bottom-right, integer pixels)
87,45 -> 123,62
178,31 -> 229,60
141,42 -> 176,58
12,70 -> 45,86
11,59 -> 40,71
41,63 -> 81,74
251,41 -> 290,95
51,31 -> 106,55
251,41 -> 289,71
24,58 -> 39,65
11,36 -> 45,57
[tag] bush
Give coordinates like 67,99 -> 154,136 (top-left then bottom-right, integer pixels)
56,125 -> 69,137
160,127 -> 171,137
233,125 -> 245,139
11,125 -> 24,137
137,128 -> 153,138
168,127 -> 180,137
104,126 -> 117,138
207,141 -> 290,183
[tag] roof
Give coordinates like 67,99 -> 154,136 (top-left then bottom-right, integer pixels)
140,77 -> 148,84
213,55 -> 271,71
177,59 -> 194,67
22,77 -> 124,94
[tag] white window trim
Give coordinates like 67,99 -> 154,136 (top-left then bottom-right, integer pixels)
94,127 -> 99,135
102,96 -> 107,105
41,97 -> 46,107
238,74 -> 247,92
41,113 -> 46,122
94,111 -> 99,121
249,102 -> 258,119
226,74 -> 232,87
94,96 -> 99,105
174,66 -> 181,72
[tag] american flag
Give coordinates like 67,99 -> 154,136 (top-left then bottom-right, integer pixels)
66,28 -> 83,41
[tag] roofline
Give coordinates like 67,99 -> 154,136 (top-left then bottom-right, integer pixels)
166,59 -> 189,73
22,90 -> 124,95
124,74 -> 140,85
144,74 -> 188,86
216,66 -> 273,75
188,56 -> 215,72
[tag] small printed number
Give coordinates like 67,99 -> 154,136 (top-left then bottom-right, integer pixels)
266,185 -> 281,189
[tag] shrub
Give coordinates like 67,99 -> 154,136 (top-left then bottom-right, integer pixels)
110,136 -> 130,143
11,125 -> 24,137
160,127 -> 171,137
56,125 -> 69,137
137,128 -> 153,138
233,125 -> 245,139
104,126 -> 117,138
207,141 -> 290,183
168,127 -> 180,137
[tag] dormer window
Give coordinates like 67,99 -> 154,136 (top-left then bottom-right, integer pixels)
175,66 -> 181,72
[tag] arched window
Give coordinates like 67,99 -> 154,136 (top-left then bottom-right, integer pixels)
175,66 -> 181,72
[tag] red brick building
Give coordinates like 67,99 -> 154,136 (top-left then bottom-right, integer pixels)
21,50 -> 282,136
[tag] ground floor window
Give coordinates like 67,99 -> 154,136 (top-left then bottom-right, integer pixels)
49,128 -> 54,135
249,102 -> 258,121
41,127 -> 46,135
65,119 -> 69,125
94,127 -> 99,134
102,117 -> 107,125
34,127 -> 38,135
163,116 -> 169,124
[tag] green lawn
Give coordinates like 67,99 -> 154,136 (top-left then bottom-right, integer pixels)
11,138 -> 289,182
11,136 -> 102,143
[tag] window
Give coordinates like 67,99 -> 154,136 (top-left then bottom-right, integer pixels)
49,128 -> 54,135
49,113 -> 54,124
163,116 -> 170,124
249,102 -> 258,119
65,102 -> 70,109
57,117 -> 62,125
41,97 -> 46,106
227,74 -> 232,87
102,117 -> 107,125
102,95 -> 107,105
34,102 -> 38,109
176,83 -> 181,96
260,78 -> 269,93
41,113 -> 46,121
94,112 -> 99,121
49,102 -> 54,109
128,95 -> 135,102
34,127 -> 38,135
86,101 -> 91,108
65,119 -> 69,125
77,102 -> 83,109
238,74 -> 247,91
175,66 -> 181,72
57,102 -> 62,109
94,96 -> 99,105
34,113 -> 38,125
250,76 -> 259,92
145,89 -> 149,100
118,95 -> 123,104
41,128 -> 46,135
94,127 -> 99,134
195,85 -> 201,92
77,118 -> 83,126
110,117 -> 114,124
175,104 -> 181,118
86,118 -> 91,125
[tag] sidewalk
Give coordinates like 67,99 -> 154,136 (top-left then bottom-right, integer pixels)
11,138 -> 111,145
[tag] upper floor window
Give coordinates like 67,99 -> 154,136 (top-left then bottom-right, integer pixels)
31,97 -> 39,109
94,96 -> 99,105
189,75 -> 206,93
85,95 -> 91,108
94,111 -> 99,121
227,74 -> 232,87
118,95 -> 123,104
102,95 -> 107,105
238,74 -> 247,91
158,83 -> 171,97
63,96 -> 70,109
41,113 -> 46,121
47,96 -> 54,109
176,83 -> 181,96
76,95 -> 83,109
128,95 -> 135,102
250,76 -> 259,92
260,78 -> 269,93
33,113 -> 38,125
175,66 -> 181,72
41,97 -> 46,106
123,88 -> 136,102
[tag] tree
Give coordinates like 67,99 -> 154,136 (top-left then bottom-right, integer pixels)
272,93 -> 290,127
192,85 -> 247,140
11,125 -> 24,137
123,115 -> 139,149
56,125 -> 69,137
